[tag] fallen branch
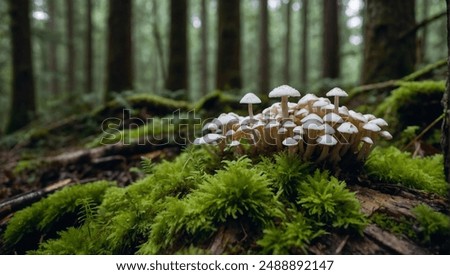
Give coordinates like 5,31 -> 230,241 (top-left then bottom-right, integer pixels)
398,11 -> 447,41
0,179 -> 73,220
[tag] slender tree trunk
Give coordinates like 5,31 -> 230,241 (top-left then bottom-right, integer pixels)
200,0 -> 208,96
216,0 -> 242,90
166,0 -> 188,92
6,0 -> 36,133
47,0 -> 58,95
322,0 -> 340,79
66,0 -> 75,93
151,0 -> 166,85
86,0 -> 93,93
258,0 -> 269,94
361,0 -> 416,84
284,0 -> 292,84
300,0 -> 309,87
441,0 -> 450,195
106,0 -> 133,99
417,0 -> 429,65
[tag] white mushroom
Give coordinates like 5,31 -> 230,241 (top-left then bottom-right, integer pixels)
282,137 -> 299,154
316,134 -> 338,162
298,93 -> 318,111
356,136 -> 373,161
269,85 -> 301,119
240,92 -> 261,122
379,130 -> 393,140
326,87 -> 348,113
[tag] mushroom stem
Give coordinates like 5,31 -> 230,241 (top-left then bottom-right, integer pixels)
281,96 -> 289,118
357,143 -> 372,161
248,104 -> 254,121
334,96 -> 339,113
303,143 -> 315,161
317,146 -> 330,162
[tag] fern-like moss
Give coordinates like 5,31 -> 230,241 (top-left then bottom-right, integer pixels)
412,204 -> 450,243
3,181 -> 113,253
297,170 -> 367,232
365,147 -> 447,195
257,210 -> 326,254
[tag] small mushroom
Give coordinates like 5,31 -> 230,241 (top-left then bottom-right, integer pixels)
316,134 -> 338,162
269,85 -> 301,119
333,122 -> 358,160
379,130 -> 393,140
356,136 -> 373,161
298,93 -> 318,111
323,112 -> 343,127
240,92 -> 262,122
282,137 -> 299,155
326,87 -> 348,113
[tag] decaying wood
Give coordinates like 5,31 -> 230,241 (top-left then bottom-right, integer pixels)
208,223 -> 242,254
0,179 -> 72,220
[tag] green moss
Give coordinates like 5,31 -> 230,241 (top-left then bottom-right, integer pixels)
13,159 -> 44,174
297,170 -> 367,232
366,147 -> 447,195
3,181 -> 113,252
257,210 -> 326,254
371,213 -> 416,239
412,204 -> 450,243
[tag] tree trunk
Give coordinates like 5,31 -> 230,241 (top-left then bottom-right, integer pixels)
441,0 -> 450,197
47,0 -> 59,96
300,0 -> 309,87
284,0 -> 292,84
166,0 -> 188,93
258,0 -> 269,94
200,0 -> 208,96
6,0 -> 36,133
216,0 -> 242,91
151,0 -> 166,85
322,0 -> 340,79
66,0 -> 75,93
361,0 -> 416,84
85,0 -> 93,93
106,0 -> 133,99
417,0 -> 429,65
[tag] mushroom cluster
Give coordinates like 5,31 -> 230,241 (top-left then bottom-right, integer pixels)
194,85 -> 392,165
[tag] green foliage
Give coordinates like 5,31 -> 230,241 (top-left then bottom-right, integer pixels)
258,210 -> 326,254
297,170 -> 367,232
3,181 -> 113,251
366,147 -> 447,195
257,152 -> 311,202
371,213 -> 416,239
412,204 -> 450,243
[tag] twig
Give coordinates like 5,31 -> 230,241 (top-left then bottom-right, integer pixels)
402,113 -> 444,151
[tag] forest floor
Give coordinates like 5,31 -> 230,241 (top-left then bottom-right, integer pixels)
0,91 -> 449,255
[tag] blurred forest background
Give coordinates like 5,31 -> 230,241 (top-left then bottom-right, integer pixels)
0,0 -> 447,134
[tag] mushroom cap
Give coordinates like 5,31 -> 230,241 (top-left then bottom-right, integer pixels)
321,103 -> 335,111
229,140 -> 240,147
269,85 -> 301,98
339,106 -> 349,116
304,122 -> 324,131
317,134 -> 338,146
323,123 -> 336,135
240,92 -> 262,104
337,122 -> 359,134
369,118 -> 388,127
193,137 -> 206,145
313,99 -> 330,108
278,127 -> 288,134
217,113 -> 239,126
298,93 -> 318,105
265,120 -> 280,129
362,123 -> 381,132
364,114 -> 377,121
295,108 -> 309,117
301,113 -> 324,124
203,133 -> 226,143
226,129 -> 235,137
302,119 -> 323,129
283,120 -> 297,128
293,125 -> 304,135
323,113 -> 343,123
379,130 -> 393,140
326,87 -> 348,97
349,110 -> 368,123
361,136 -> 374,144
293,134 -> 303,141
282,137 -> 298,146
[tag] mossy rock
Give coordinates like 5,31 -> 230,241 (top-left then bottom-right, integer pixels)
375,81 -> 445,140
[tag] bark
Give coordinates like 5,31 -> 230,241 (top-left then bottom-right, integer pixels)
361,0 -> 416,84
300,0 -> 309,86
441,0 -> 450,195
6,0 -> 36,133
85,0 -> 93,93
284,0 -> 292,84
66,0 -> 75,93
106,0 -> 133,98
166,0 -> 188,92
200,0 -> 209,96
151,0 -> 166,83
216,0 -> 242,90
322,0 -> 340,79
47,0 -> 59,95
259,0 -> 269,94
